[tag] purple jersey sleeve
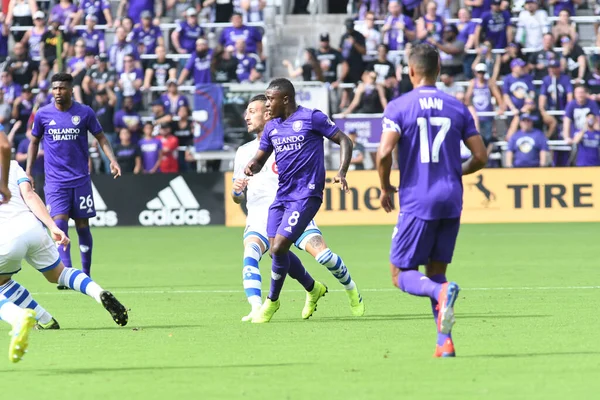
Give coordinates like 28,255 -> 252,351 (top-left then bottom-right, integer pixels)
508,134 -> 517,152
565,101 -> 575,120
102,0 -> 110,10
404,15 -> 415,31
219,29 -> 227,46
525,75 -> 535,93
382,102 -> 402,135
184,54 -> 194,71
462,106 -> 479,141
31,111 -> 43,138
539,134 -> 549,151
252,27 -> 262,43
311,110 -> 338,139
540,78 -> 549,96
564,78 -> 573,95
259,121 -> 274,152
591,101 -> 600,115
87,106 -> 103,135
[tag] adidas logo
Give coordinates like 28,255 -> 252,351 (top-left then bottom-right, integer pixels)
68,182 -> 118,227
138,176 -> 211,226
49,120 -> 57,126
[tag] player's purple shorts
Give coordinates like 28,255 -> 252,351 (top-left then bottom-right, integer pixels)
267,197 -> 322,242
45,180 -> 96,219
390,212 -> 460,270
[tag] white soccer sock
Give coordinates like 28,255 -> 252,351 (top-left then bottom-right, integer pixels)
315,248 -> 356,290
242,242 -> 263,308
0,295 -> 25,326
0,280 -> 53,324
58,268 -> 104,303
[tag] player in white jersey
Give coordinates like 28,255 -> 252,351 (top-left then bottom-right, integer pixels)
231,95 -> 365,321
0,160 -> 128,338
0,132 -> 37,363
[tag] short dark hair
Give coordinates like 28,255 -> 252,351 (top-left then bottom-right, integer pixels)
51,73 -> 74,86
574,83 -> 588,92
408,43 -> 440,80
267,78 -> 296,98
249,94 -> 267,104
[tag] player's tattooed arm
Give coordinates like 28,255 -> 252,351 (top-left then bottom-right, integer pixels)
329,130 -> 352,191
95,133 -> 122,179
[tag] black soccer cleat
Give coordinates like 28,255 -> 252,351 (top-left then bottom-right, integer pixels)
35,317 -> 61,330
56,285 -> 70,291
100,291 -> 128,326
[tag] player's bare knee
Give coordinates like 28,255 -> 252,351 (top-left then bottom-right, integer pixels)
53,214 -> 68,222
0,276 -> 10,286
271,239 -> 291,256
425,262 -> 448,277
43,264 -> 64,283
74,218 -> 89,229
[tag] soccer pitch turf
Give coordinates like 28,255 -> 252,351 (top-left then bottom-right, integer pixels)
2,223 -> 599,399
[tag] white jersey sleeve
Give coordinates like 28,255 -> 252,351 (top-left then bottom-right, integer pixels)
0,161 -> 35,225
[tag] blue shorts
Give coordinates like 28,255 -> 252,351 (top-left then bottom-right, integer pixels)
390,212 -> 460,270
266,197 -> 322,243
45,180 -> 96,219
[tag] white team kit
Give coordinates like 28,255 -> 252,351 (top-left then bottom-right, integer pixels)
0,161 -> 60,275
233,138 -> 321,251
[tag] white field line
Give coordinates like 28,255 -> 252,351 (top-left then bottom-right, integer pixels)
28,286 -> 600,296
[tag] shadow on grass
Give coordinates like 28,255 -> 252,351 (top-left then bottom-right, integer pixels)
1,362 -> 305,375
56,324 -> 205,332
462,351 -> 600,359
301,314 -> 552,323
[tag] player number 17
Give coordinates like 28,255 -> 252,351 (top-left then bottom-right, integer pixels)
417,117 -> 451,163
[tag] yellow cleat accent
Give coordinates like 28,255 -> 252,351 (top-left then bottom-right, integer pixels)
346,287 -> 365,317
302,281 -> 328,319
251,299 -> 280,323
8,310 -> 36,363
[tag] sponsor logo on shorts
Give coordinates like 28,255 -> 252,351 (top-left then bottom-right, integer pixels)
139,176 -> 211,226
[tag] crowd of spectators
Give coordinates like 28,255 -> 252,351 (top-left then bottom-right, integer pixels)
0,0 -> 267,176
285,0 -> 600,168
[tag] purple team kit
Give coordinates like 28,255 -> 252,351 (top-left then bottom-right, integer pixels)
259,106 -> 338,242
382,86 -> 479,268
32,102 -> 103,219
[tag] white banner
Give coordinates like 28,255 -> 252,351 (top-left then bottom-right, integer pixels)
295,85 -> 329,115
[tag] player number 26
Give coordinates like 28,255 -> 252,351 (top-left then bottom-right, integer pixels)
79,195 -> 94,210
417,117 -> 451,163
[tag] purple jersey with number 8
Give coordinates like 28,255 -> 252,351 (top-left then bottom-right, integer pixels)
382,86 -> 479,220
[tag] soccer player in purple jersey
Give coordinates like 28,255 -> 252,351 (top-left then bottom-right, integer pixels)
244,78 -> 354,323
26,73 -> 122,297
377,44 -> 488,357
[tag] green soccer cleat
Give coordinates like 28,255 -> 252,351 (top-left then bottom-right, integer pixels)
8,310 -> 36,363
302,281 -> 328,319
346,287 -> 365,317
35,317 -> 60,330
251,298 -> 280,323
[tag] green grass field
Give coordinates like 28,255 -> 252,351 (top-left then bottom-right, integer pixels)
2,223 -> 600,399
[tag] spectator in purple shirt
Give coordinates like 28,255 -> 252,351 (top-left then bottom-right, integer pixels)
573,111 -> 600,166
539,57 -> 573,138
114,96 -> 142,140
563,84 -> 600,142
67,39 -> 87,76
109,26 -> 140,73
233,39 -> 261,83
139,121 -> 162,173
474,0 -> 512,49
73,0 -> 113,28
0,70 -> 22,106
178,38 -> 213,86
0,14 -> 9,62
381,1 -> 415,51
550,0 -> 580,17
160,80 -> 189,115
117,54 -> 144,108
50,0 -> 78,26
118,0 -> 158,25
506,114 -> 550,168
503,58 -> 535,115
129,10 -> 164,56
172,7 -> 204,55
219,12 -> 263,58
79,14 -> 105,56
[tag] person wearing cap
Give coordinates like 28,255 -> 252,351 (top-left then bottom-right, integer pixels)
129,9 -> 164,56
143,45 -> 177,91
114,96 -> 143,141
563,84 -> 600,144
506,113 -> 549,168
539,56 -> 573,139
381,1 -> 415,52
429,24 -> 465,78
558,34 -> 588,83
11,84 -> 33,138
20,10 -> 46,60
73,0 -> 113,28
465,62 -> 505,144
5,42 -> 38,87
572,111 -> 600,166
78,13 -> 105,56
108,26 -> 140,74
503,57 -> 535,116
528,33 -> 559,80
117,0 -> 159,26
172,7 -> 204,55
416,1 -> 445,44
178,38 -> 213,86
316,32 -> 347,88
150,98 -> 173,127
160,80 -> 190,116
219,12 -> 264,59
348,129 -> 366,171
474,0 -> 512,50
516,0 -> 549,50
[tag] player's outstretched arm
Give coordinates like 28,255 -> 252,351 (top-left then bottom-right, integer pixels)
376,130 -> 400,213
0,132 -> 11,204
244,149 -> 271,176
329,130 -> 353,192
96,132 -> 122,179
462,135 -> 488,175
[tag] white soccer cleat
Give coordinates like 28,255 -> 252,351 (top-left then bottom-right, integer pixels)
241,306 -> 261,322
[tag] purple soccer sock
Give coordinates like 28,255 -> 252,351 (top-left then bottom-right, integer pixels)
397,270 -> 443,300
268,253 -> 290,302
76,226 -> 93,276
55,219 -> 72,268
287,252 -> 315,291
429,274 -> 452,346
